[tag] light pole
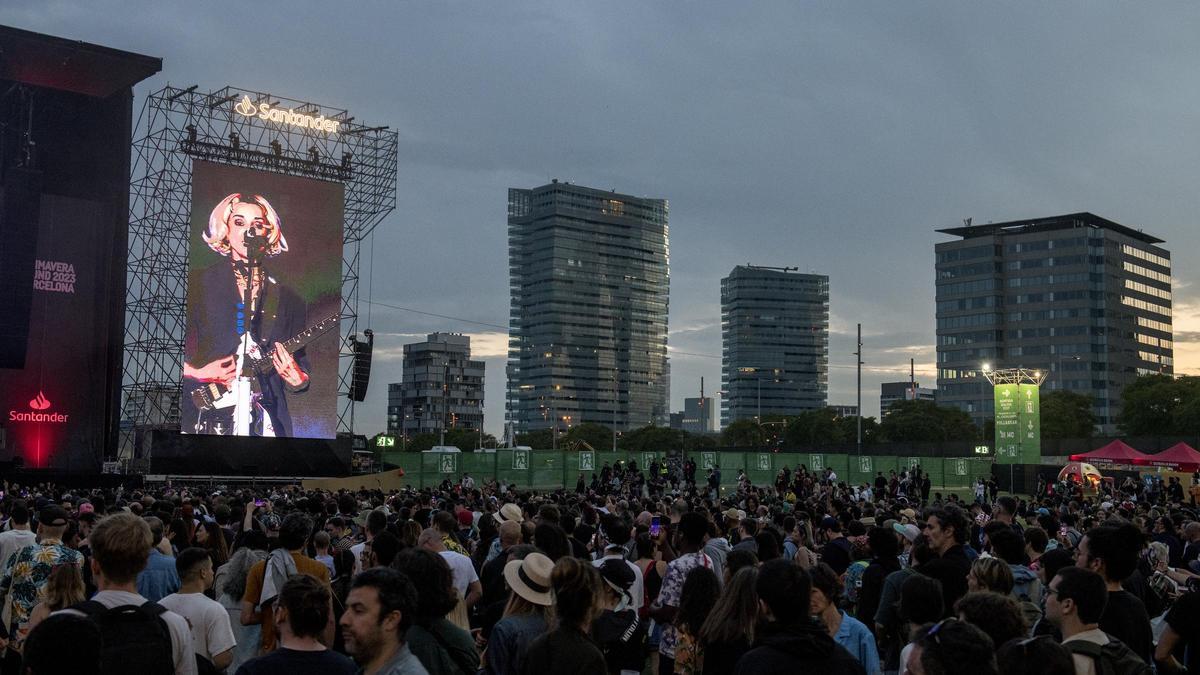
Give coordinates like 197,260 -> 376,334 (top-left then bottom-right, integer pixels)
1056,354 -> 1081,390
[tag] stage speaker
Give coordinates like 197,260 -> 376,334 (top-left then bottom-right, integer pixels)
348,329 -> 373,402
0,167 -> 42,369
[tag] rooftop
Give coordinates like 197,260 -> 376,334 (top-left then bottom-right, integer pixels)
936,212 -> 1164,245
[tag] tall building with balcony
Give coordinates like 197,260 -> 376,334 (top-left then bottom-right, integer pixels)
721,265 -> 829,425
387,333 -> 484,437
935,212 -> 1172,433
506,181 -> 670,433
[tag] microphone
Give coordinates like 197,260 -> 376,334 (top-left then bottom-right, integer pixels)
243,228 -> 268,262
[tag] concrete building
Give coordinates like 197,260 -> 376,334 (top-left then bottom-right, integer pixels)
670,396 -> 716,433
829,404 -> 859,418
880,381 -> 936,416
506,181 -> 670,433
387,333 -> 484,437
721,265 -> 829,425
935,212 -> 1172,433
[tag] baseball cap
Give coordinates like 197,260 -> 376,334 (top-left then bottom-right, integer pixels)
893,522 -> 920,542
38,505 -> 69,527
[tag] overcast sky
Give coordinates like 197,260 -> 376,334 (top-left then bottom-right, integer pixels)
7,2 -> 1200,437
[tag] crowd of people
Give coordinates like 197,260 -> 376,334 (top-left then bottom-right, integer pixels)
0,460 -> 1195,675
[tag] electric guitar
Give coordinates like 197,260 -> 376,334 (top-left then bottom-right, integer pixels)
189,313 -> 339,422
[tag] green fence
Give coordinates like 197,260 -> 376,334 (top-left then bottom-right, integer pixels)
379,450 -> 995,492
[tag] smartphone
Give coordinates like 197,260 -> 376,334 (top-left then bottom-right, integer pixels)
650,516 -> 662,538
254,499 -> 266,508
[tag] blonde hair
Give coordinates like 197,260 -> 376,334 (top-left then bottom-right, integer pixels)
970,556 -> 1014,594
204,193 -> 288,257
39,563 -> 85,611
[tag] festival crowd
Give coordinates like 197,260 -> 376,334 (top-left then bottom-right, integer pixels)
0,458 -> 1196,675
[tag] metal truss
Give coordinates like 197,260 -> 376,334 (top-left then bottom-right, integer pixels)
120,84 -> 397,465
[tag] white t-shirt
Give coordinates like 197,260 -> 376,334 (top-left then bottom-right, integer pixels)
59,589 -> 197,675
438,550 -> 479,598
592,554 -> 644,611
159,591 -> 237,663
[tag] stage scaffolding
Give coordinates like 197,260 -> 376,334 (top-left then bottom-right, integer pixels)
120,85 -> 397,467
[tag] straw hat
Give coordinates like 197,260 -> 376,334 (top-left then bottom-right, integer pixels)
504,552 -> 553,606
493,503 -> 524,525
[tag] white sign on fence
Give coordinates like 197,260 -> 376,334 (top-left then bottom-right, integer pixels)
642,452 -> 656,469
439,454 -> 457,474
810,454 -> 824,471
512,450 -> 529,470
701,452 -> 717,469
859,456 -> 872,473
955,459 -> 968,476
757,454 -> 771,471
580,451 -> 595,471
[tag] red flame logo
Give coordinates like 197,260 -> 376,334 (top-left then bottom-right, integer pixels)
29,392 -> 50,410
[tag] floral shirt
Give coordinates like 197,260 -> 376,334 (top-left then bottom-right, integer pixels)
0,539 -> 83,633
656,551 -> 712,659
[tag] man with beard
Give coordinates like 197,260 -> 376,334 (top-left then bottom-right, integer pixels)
341,568 -> 429,675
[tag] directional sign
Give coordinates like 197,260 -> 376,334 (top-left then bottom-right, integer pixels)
580,451 -> 595,472
512,450 -> 529,470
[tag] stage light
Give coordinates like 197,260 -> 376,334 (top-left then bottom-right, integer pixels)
981,362 -> 991,372
270,140 -> 282,157
308,146 -> 320,163
341,151 -> 352,169
186,125 -> 197,143
229,132 -> 240,150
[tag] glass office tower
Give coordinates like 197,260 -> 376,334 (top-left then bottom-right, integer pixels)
506,181 -> 670,434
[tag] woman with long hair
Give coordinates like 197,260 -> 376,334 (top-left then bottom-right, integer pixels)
393,548 -> 479,675
195,520 -> 230,568
520,557 -> 606,675
966,556 -> 1014,595
484,552 -> 554,675
214,530 -> 267,670
23,563 -> 85,643
672,566 -> 721,675
698,566 -> 759,674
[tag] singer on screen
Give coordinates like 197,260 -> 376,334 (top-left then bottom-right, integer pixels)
181,193 -> 311,437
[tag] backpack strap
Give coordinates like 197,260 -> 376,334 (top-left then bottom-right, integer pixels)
1065,639 -> 1112,675
140,601 -> 168,617
70,600 -> 108,618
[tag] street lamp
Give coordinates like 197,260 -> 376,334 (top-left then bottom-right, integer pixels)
1056,354 -> 1081,390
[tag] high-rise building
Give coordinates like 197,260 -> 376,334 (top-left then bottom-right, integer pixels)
721,265 -> 829,426
387,333 -> 484,437
935,212 -> 1172,433
829,404 -> 859,418
880,381 -> 936,416
506,181 -> 670,434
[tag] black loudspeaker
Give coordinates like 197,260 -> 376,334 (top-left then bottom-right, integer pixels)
348,329 -> 373,402
0,167 -> 42,369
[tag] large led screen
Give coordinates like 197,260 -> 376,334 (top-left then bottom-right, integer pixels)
181,161 -> 342,439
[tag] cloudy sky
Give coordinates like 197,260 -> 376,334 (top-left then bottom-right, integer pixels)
7,2 -> 1200,436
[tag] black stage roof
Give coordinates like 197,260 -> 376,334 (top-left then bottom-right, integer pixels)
936,211 -> 1165,246
0,24 -> 161,97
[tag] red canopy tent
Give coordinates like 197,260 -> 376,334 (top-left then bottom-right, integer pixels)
1069,440 -> 1149,464
1134,442 -> 1200,472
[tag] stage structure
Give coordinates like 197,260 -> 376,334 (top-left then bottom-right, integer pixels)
121,85 -> 397,469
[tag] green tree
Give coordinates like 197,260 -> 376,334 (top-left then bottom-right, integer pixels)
619,425 -> 685,454
515,429 -> 553,449
1040,390 -> 1097,439
1118,374 -> 1200,436
834,415 -> 880,446
406,428 -> 495,452
565,423 -> 614,451
783,409 -> 843,447
881,400 -> 978,442
721,419 -> 764,447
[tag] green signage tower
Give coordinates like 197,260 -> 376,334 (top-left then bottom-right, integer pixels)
985,368 -> 1046,465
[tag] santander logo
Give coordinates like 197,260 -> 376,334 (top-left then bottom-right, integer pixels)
29,392 -> 50,410
8,391 -> 68,423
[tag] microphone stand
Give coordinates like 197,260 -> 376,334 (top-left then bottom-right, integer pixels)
232,230 -> 268,435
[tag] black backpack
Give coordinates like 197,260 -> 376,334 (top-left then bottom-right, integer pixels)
72,600 -> 176,675
1064,637 -> 1152,675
